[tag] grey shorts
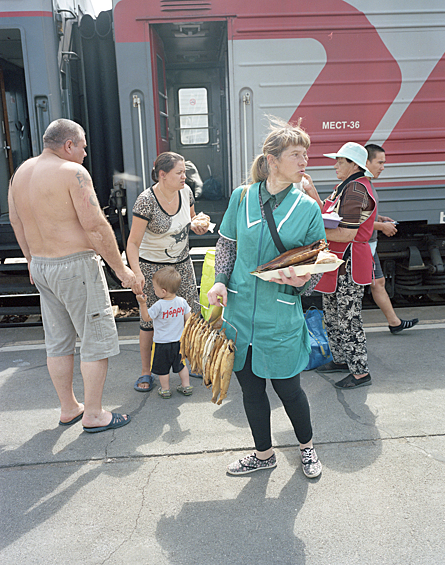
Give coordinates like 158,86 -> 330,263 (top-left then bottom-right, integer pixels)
373,251 -> 384,280
30,251 -> 119,362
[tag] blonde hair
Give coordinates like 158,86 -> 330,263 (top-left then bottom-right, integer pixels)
250,116 -> 310,183
152,266 -> 181,294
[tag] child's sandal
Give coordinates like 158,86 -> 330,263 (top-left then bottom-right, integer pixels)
176,385 -> 193,396
158,387 -> 172,399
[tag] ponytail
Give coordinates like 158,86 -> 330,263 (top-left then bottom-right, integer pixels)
250,154 -> 269,183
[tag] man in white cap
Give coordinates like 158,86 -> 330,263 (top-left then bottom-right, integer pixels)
365,144 -> 418,333
315,142 -> 376,389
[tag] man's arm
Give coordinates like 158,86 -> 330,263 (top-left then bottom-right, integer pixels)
8,183 -> 34,284
69,166 -> 136,289
374,216 -> 397,237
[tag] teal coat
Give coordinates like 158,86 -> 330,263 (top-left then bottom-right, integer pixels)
220,182 -> 325,378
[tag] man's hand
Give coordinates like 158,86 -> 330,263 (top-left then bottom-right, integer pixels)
380,222 -> 397,237
270,267 -> 311,288
27,260 -> 34,285
207,282 -> 227,307
116,265 -> 139,293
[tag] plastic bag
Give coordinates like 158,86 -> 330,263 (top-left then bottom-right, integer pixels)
199,248 -> 217,320
303,307 -> 333,371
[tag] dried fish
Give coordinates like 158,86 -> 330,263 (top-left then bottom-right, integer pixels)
255,239 -> 327,273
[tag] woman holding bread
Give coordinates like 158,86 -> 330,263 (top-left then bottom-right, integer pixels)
127,152 -> 210,391
207,118 -> 325,478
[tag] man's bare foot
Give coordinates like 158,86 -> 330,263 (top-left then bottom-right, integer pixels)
81,410 -> 129,429
59,403 -> 84,425
82,412 -> 131,433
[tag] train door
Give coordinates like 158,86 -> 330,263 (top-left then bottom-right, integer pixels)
151,22 -> 229,199
171,72 -> 225,189
0,67 -> 13,216
0,29 -> 32,218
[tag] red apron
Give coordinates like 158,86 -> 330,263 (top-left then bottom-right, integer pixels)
316,176 -> 376,293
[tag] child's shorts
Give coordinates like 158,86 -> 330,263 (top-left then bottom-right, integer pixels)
152,341 -> 184,375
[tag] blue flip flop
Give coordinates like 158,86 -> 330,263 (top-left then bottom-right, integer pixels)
83,412 -> 131,433
59,412 -> 84,426
134,374 -> 155,392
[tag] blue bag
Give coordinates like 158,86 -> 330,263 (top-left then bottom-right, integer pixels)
303,307 -> 333,371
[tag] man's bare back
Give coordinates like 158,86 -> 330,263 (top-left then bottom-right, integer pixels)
8,118 -> 136,432
9,127 -> 137,289
9,151 -> 97,257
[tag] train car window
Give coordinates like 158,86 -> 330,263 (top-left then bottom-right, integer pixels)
156,55 -> 168,140
178,87 -> 209,145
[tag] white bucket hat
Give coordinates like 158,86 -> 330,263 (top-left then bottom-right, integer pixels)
324,142 -> 373,177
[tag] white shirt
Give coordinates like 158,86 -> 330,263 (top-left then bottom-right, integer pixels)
147,296 -> 191,343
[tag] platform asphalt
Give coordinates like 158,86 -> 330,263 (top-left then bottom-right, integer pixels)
1,305 -> 444,564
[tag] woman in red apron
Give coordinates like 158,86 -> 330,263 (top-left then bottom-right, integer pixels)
315,142 -> 377,389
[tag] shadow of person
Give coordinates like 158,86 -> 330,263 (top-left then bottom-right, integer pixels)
156,464 -> 309,565
307,371 -> 382,474
0,423 -> 143,553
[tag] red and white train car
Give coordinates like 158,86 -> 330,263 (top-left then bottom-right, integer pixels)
112,0 -> 445,224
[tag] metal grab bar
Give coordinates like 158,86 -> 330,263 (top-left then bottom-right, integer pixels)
133,94 -> 147,191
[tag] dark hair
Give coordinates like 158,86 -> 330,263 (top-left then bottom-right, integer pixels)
250,116 -> 310,183
344,157 -> 365,173
152,266 -> 182,294
151,152 -> 184,183
365,143 -> 385,162
43,119 -> 85,149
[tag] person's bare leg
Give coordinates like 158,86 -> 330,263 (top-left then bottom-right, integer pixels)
158,373 -> 171,391
255,447 -> 274,460
178,365 -> 190,388
47,354 -> 84,423
137,329 -> 153,389
80,358 -> 129,428
371,277 -> 401,327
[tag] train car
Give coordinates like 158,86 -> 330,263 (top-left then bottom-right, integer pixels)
0,0 -> 444,301
111,0 -> 445,299
0,0 -> 100,260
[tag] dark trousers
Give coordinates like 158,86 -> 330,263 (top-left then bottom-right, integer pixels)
235,347 -> 313,452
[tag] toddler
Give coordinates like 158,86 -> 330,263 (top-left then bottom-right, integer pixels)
136,266 -> 192,398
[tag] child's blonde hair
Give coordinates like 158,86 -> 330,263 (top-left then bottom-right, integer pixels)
153,266 -> 181,294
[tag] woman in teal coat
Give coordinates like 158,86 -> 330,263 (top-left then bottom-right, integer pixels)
208,118 -> 325,478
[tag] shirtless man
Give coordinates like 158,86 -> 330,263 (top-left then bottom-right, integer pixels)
365,144 -> 418,333
8,118 -> 139,432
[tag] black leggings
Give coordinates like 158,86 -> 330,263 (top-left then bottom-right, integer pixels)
235,347 -> 313,452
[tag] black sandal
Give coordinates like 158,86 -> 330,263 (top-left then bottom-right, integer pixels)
334,373 -> 372,389
389,318 -> 419,334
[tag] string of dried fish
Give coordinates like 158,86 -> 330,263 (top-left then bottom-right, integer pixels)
179,316 -> 234,404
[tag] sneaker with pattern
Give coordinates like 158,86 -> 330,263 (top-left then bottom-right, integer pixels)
227,452 -> 277,475
301,447 -> 322,478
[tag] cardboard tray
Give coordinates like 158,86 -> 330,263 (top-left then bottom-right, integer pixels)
250,259 -> 344,281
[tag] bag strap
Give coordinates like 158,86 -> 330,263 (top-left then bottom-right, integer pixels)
263,199 -> 287,254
